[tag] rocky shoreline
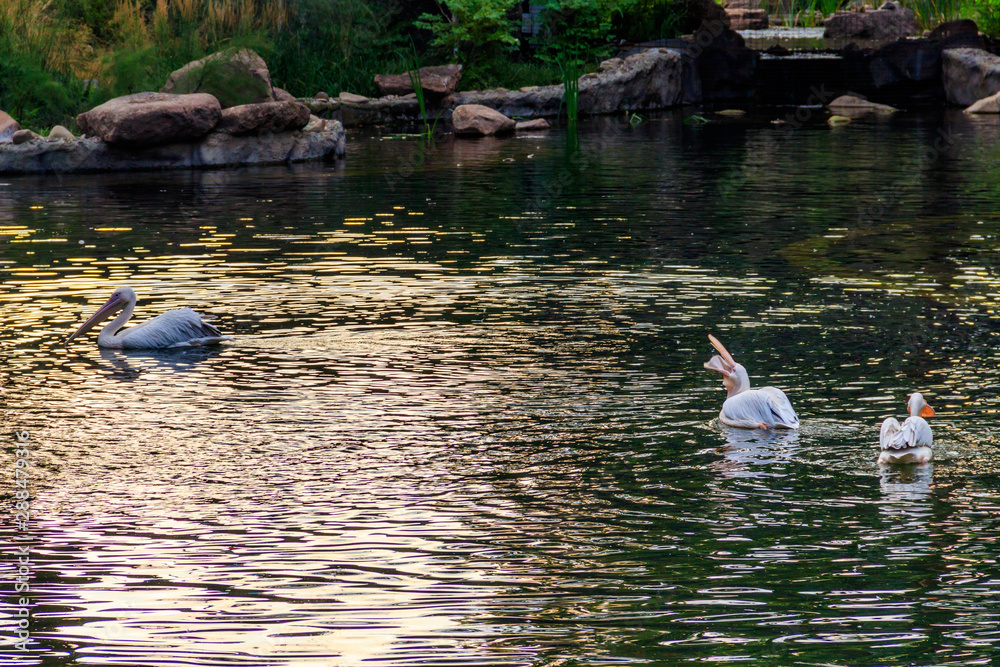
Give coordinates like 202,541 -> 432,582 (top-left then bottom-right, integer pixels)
0,49 -> 346,175
2,16 -> 999,175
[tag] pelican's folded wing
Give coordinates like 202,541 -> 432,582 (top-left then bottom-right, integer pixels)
119,308 -> 230,349
885,416 -> 932,450
880,417 -> 902,450
760,386 -> 799,428
722,388 -> 799,429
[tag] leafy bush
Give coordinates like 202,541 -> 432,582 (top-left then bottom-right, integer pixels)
966,0 -> 1000,35
269,0 -> 409,97
613,0 -> 687,41
538,0 -> 618,66
416,0 -> 519,68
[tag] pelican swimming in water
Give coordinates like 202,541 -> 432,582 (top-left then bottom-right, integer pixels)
66,286 -> 233,349
879,392 -> 934,464
703,334 -> 799,429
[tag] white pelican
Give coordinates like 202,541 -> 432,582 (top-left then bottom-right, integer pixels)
879,393 -> 934,464
66,286 -> 233,349
703,334 -> 799,429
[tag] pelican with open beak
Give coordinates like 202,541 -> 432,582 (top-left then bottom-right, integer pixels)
879,393 -> 934,464
66,286 -> 233,349
703,334 -> 799,429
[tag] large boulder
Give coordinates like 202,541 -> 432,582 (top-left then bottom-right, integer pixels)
161,49 -> 273,109
929,19 -> 982,49
77,92 -> 222,146
824,3 -> 917,44
678,0 -> 731,33
375,65 -> 463,97
451,104 -> 515,136
943,47 -> 1000,106
693,28 -> 759,102
0,111 -> 20,142
578,48 -> 685,113
216,101 -> 310,135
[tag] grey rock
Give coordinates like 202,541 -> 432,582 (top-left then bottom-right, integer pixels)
0,123 -> 346,174
47,125 -> 75,141
12,129 -> 39,145
579,48 -> 685,113
943,47 -> 1000,106
161,48 -> 273,109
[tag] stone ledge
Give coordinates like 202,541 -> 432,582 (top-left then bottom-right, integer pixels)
0,123 -> 346,174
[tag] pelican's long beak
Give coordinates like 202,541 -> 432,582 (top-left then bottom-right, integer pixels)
920,404 -> 935,418
708,334 -> 737,367
66,293 -> 123,344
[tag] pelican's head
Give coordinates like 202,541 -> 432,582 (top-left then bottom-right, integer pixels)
66,286 -> 137,344
703,334 -> 750,396
908,392 -> 934,418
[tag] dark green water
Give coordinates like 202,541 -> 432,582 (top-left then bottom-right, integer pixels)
2,111 -> 1000,666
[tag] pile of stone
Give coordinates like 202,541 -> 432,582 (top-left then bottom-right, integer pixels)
0,49 -> 345,174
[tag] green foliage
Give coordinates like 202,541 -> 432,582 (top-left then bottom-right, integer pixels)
967,0 -> 1000,34
269,0 -> 409,97
538,0 -> 618,66
416,0 -> 519,67
613,0 -> 687,41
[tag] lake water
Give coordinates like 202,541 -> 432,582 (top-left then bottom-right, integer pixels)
3,110 -> 1000,666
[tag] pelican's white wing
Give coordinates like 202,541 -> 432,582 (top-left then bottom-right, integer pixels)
881,416 -> 932,451
117,307 -> 233,349
880,417 -> 902,450
721,387 -> 799,429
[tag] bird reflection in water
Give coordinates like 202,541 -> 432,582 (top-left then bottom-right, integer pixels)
99,346 -> 226,381
710,426 -> 800,478
878,463 -> 934,507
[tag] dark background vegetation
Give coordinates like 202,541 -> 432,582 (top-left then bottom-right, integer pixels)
0,0 -> 996,132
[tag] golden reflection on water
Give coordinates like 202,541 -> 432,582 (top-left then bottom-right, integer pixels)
4,116 -> 1000,664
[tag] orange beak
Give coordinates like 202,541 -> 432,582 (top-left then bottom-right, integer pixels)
920,405 -> 935,417
708,334 -> 737,367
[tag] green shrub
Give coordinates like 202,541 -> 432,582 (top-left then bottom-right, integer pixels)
613,0 -> 687,41
966,0 -> 1000,35
416,0 -> 519,70
538,0 -> 618,66
269,0 -> 410,96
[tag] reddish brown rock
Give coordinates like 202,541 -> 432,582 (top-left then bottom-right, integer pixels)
0,110 -> 20,142
216,101 -> 310,135
375,65 -> 463,97
727,8 -> 768,29
77,92 -> 222,146
823,3 -> 917,43
966,90 -> 1000,113
516,118 -> 550,131
272,86 -> 297,103
451,104 -> 515,136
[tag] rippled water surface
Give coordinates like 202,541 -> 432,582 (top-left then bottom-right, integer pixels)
3,112 -> 1000,666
